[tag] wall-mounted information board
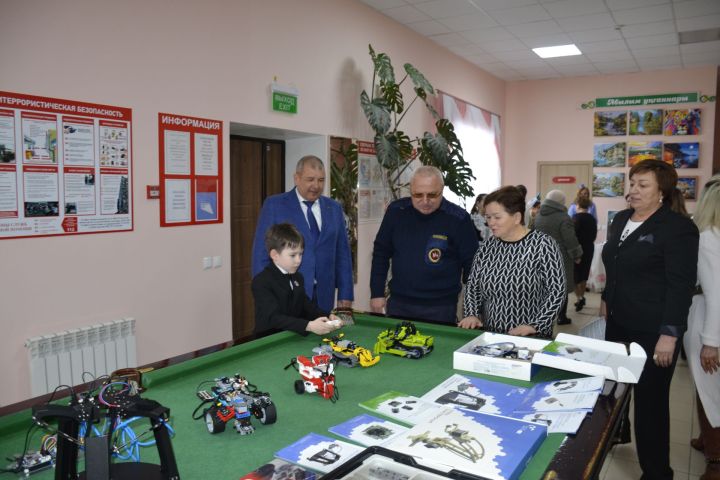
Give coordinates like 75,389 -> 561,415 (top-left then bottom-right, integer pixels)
158,113 -> 223,226
0,91 -> 133,239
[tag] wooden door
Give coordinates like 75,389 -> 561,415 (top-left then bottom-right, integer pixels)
537,161 -> 593,204
230,136 -> 284,339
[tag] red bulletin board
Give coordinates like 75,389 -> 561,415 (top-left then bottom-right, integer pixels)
0,91 -> 133,239
158,113 -> 223,227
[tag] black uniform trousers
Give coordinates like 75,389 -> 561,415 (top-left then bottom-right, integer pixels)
606,317 -> 681,480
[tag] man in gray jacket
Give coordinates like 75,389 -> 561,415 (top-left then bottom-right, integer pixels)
534,190 -> 583,325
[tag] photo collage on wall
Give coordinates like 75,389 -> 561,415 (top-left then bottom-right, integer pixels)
593,108 -> 701,207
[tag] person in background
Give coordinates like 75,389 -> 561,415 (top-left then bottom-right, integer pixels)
572,196 -> 598,312
370,166 -> 478,324
601,160 -> 699,480
568,184 -> 598,220
684,175 -> 720,480
527,197 -> 541,229
534,190 -> 583,325
252,223 -> 341,336
251,155 -> 353,313
459,186 -> 565,338
470,193 -> 491,241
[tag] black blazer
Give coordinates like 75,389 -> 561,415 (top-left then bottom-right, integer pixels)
601,205 -> 698,334
251,264 -> 328,336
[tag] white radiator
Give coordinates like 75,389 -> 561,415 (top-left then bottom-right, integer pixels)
25,318 -> 137,397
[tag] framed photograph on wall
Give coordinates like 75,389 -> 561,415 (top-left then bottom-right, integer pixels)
663,142 -> 699,168
594,111 -> 627,136
593,142 -> 626,167
677,177 -> 699,201
593,172 -> 625,198
629,109 -> 663,135
628,141 -> 664,167
664,109 -> 701,135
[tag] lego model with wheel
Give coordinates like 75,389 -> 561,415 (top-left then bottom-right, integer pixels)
313,333 -> 380,368
285,354 -> 338,402
196,374 -> 277,435
374,321 -> 434,359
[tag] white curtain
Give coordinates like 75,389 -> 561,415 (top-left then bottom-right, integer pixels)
441,93 -> 502,209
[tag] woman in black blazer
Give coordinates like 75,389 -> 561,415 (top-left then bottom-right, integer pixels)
602,160 -> 699,480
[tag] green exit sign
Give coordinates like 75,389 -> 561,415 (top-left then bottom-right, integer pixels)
272,91 -> 297,114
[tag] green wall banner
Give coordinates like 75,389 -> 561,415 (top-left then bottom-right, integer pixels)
595,93 -> 698,108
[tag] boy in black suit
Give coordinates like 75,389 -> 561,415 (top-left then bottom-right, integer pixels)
252,223 -> 342,336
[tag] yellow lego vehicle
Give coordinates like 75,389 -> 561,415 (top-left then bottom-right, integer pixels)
314,333 -> 380,368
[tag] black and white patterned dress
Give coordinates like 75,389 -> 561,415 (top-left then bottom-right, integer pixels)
463,230 -> 566,338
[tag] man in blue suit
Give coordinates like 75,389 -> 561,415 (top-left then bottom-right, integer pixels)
251,155 -> 354,312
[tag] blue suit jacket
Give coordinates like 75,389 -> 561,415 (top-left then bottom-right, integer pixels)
251,188 -> 354,312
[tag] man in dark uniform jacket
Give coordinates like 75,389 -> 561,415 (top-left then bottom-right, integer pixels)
252,223 -> 341,336
370,166 -> 478,324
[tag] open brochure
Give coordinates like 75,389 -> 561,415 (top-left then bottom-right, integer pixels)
421,374 -> 603,434
419,373 -> 528,417
383,407 -> 546,480
328,414 -> 409,447
358,391 -> 445,426
509,411 -> 588,435
274,433 -> 365,474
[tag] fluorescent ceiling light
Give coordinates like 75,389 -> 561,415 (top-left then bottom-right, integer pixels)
532,44 -> 582,59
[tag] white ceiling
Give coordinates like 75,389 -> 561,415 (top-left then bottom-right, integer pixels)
360,0 -> 720,81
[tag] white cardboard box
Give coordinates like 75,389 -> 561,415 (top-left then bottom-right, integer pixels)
531,333 -> 646,383
453,332 -> 551,381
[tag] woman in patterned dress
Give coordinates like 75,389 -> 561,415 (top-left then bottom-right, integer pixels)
459,186 -> 565,339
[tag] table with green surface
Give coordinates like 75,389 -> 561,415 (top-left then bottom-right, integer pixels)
0,314 -> 629,480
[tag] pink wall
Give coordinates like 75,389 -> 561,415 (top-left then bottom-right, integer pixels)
0,0 -> 504,406
504,67 -> 717,240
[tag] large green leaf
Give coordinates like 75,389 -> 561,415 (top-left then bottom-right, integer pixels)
374,132 -> 412,171
420,132 -> 449,166
361,90 -> 391,134
435,118 -> 463,155
381,82 -> 404,114
404,63 -> 434,96
369,46 -> 395,85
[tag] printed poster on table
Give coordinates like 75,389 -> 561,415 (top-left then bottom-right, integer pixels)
0,91 -> 132,239
159,113 -> 222,226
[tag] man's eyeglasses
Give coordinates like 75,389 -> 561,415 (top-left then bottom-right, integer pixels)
411,192 -> 442,200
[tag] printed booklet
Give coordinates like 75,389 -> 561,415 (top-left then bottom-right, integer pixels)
358,391 -> 446,425
512,384 -> 600,414
419,374 -> 528,416
328,414 -> 409,447
274,433 -> 365,474
240,458 -> 317,480
384,407 -> 546,480
510,410 -> 588,435
535,376 -> 604,394
420,374 -> 601,434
